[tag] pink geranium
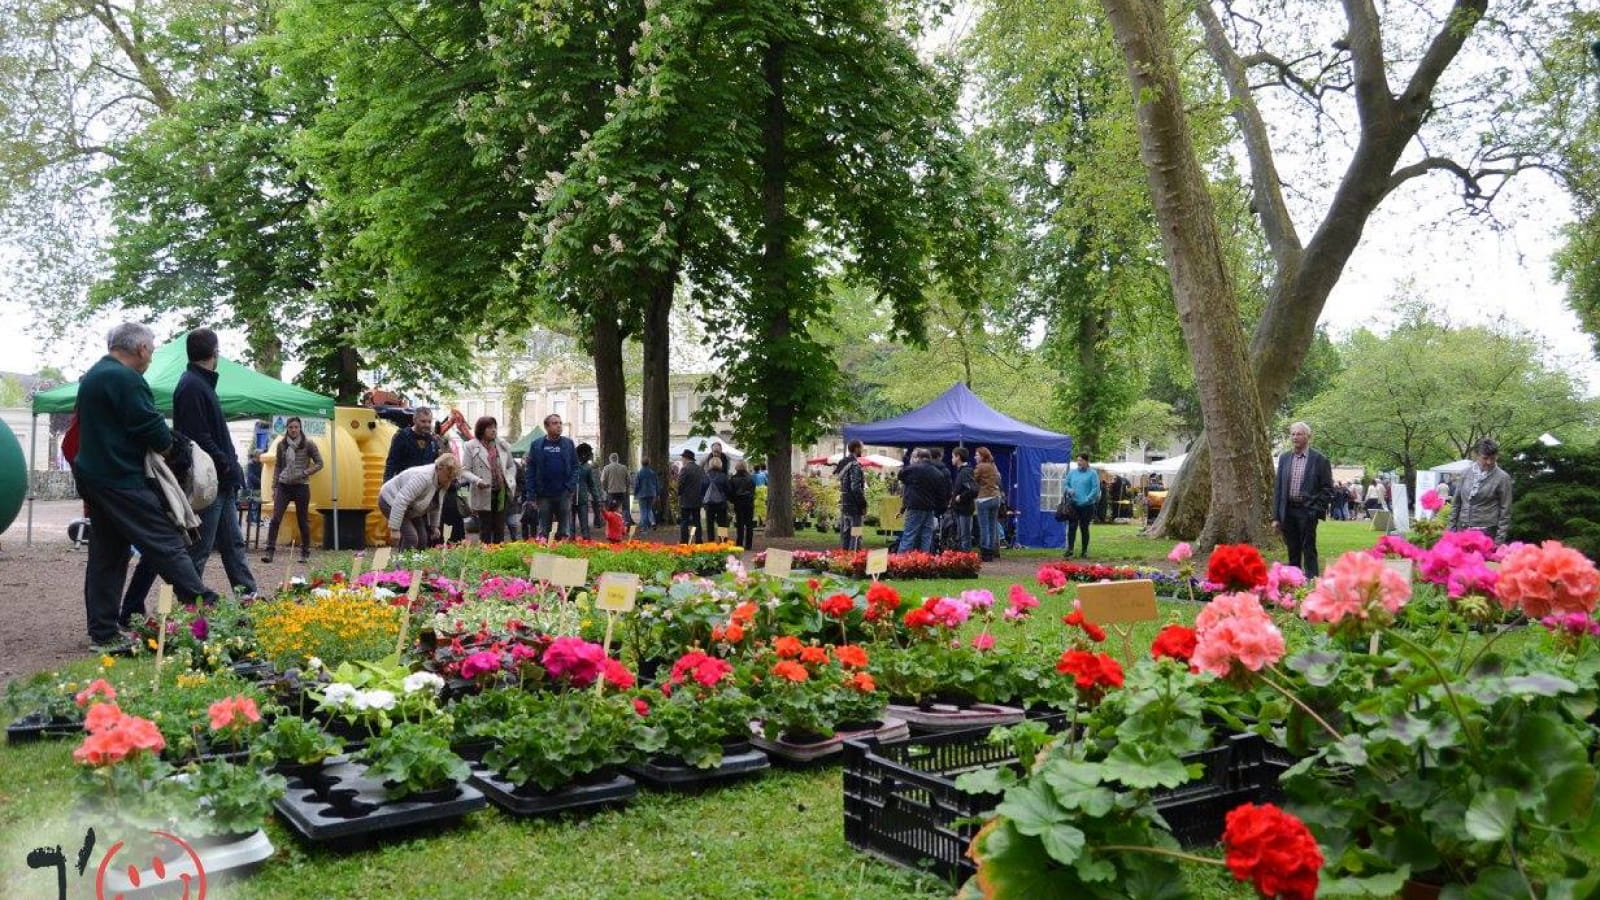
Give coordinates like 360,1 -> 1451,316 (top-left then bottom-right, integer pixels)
971,632 -> 995,651
1168,542 -> 1193,563
1036,566 -> 1068,594
541,636 -> 607,688
961,589 -> 995,611
1259,563 -> 1306,609
1301,551 -> 1411,627
460,650 -> 504,681
1495,540 -> 1600,619
1005,584 -> 1040,622
1191,592 -> 1285,678
1418,530 -> 1497,589
1419,489 -> 1444,512
928,597 -> 972,628
207,696 -> 261,732
1368,535 -> 1423,561
74,679 -> 117,708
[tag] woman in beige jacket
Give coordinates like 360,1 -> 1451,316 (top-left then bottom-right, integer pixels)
462,416 -> 517,544
379,453 -> 465,550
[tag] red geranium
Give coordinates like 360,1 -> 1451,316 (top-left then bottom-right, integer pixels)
819,593 -> 856,618
669,651 -> 733,690
903,607 -> 935,630
773,636 -> 803,659
799,645 -> 830,666
1207,544 -> 1269,592
772,660 -> 809,682
1055,650 -> 1125,690
601,658 -> 636,690
1151,624 -> 1198,662
833,644 -> 869,669
1062,609 -> 1107,643
1222,803 -> 1322,900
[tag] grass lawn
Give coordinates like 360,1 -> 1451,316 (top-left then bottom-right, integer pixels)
6,526 -> 1415,899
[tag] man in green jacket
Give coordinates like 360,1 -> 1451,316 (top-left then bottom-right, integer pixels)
75,323 -> 217,652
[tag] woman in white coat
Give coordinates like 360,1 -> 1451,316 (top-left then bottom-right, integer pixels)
463,416 -> 517,544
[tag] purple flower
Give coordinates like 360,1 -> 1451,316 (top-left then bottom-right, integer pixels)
190,617 -> 209,641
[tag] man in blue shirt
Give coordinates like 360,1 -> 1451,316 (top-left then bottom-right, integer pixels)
522,413 -> 578,539
1064,453 -> 1102,558
633,458 -> 660,531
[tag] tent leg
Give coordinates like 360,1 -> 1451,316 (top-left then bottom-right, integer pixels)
26,413 -> 37,546
330,414 -> 340,552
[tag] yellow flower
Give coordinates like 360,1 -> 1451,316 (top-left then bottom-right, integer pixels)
147,639 -> 158,650
100,655 -> 116,669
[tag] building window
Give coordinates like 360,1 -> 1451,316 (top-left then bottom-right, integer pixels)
1040,463 -> 1069,508
673,395 -> 688,422
553,399 -> 567,419
581,399 -> 595,423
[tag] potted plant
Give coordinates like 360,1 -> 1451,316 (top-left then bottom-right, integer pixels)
480,692 -> 644,801
254,715 -> 345,778
634,651 -> 757,770
179,758 -> 287,841
361,722 -> 470,801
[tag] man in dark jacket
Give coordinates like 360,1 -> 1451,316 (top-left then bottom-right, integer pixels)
76,323 -> 218,653
170,328 -> 257,597
1272,421 -> 1335,576
950,447 -> 978,552
384,407 -> 441,481
523,413 -> 579,540
676,449 -> 706,544
897,448 -> 950,553
836,441 -> 868,550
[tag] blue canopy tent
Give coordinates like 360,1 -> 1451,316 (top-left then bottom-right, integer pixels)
842,383 -> 1073,547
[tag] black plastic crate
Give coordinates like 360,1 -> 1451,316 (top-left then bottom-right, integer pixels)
843,726 -> 1284,883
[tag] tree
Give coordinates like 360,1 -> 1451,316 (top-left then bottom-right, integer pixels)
1097,0 -> 1569,545
1300,307 -> 1588,496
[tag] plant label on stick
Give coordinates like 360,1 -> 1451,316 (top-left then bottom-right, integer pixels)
350,552 -> 366,578
549,522 -> 559,542
444,524 -> 456,545
765,548 -> 794,578
690,526 -> 699,543
396,569 -> 423,655
550,557 -> 589,589
850,525 -> 864,538
370,547 -> 392,571
595,573 -> 640,613
156,584 -> 174,617
866,548 -> 889,578
281,553 -> 295,591
1077,580 -> 1159,625
1380,557 -> 1414,582
628,525 -> 637,540
530,553 -> 557,582
153,585 -> 174,689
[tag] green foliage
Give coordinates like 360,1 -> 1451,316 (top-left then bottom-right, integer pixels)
362,722 -> 470,799
253,715 -> 344,766
1300,303 -> 1588,474
637,686 -> 758,769
481,691 -> 645,791
1504,441 -> 1600,557
180,758 -> 286,836
115,669 -> 264,762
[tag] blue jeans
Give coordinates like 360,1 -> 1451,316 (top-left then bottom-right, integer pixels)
975,497 -> 1000,551
954,512 -> 973,551
637,497 -> 656,529
898,508 -> 936,553
535,493 -> 572,540
192,484 -> 258,595
839,510 -> 863,550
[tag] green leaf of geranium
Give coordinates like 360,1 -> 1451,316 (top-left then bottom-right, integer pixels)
995,781 -> 1067,836
1102,743 -> 1190,790
1463,866 -> 1534,899
1316,867 -> 1412,896
1544,766 -> 1597,825
1465,789 -> 1519,842
955,766 -> 1016,796
971,820 -> 1064,898
1039,760 -> 1115,816
1038,824 -> 1087,865
1285,649 -> 1342,686
1500,674 -> 1579,697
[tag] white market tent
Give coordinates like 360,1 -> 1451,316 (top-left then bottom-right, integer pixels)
1430,459 -> 1474,475
671,435 -> 744,461
1100,453 -> 1187,478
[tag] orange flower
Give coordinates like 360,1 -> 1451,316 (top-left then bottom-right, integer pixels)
724,622 -> 745,643
74,679 -> 116,708
774,635 -> 803,659
850,672 -> 876,693
773,660 -> 810,682
799,645 -> 830,666
833,644 -> 869,669
731,602 -> 759,625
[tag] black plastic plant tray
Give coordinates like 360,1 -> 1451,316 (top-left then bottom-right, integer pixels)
751,718 -> 911,765
273,759 -> 486,842
627,744 -> 771,790
5,710 -> 83,744
469,765 -> 638,817
843,726 -> 1282,882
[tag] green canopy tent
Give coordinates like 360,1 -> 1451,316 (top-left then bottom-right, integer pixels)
28,335 -> 339,545
510,428 -> 541,456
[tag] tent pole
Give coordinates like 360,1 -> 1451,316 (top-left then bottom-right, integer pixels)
26,412 -> 37,545
330,410 -> 340,552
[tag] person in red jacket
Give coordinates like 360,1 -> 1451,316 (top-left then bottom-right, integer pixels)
602,499 -> 626,543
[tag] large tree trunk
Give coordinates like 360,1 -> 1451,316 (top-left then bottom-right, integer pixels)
1150,0 -> 1489,539
591,293 -> 630,463
1102,0 -> 1272,548
641,271 -> 672,487
758,40 -> 795,540
244,322 -> 283,378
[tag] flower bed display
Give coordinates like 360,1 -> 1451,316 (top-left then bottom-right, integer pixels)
416,539 -> 739,580
752,549 -> 981,579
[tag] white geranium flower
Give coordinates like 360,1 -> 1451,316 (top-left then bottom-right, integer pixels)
306,656 -> 324,671
403,672 -> 445,695
312,587 -> 332,599
372,587 -> 396,600
362,689 -> 397,711
321,682 -> 358,708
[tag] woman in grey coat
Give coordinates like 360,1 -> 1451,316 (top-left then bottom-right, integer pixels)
1447,438 -> 1513,543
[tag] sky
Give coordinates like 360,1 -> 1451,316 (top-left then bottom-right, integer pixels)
2,3 -> 1595,396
